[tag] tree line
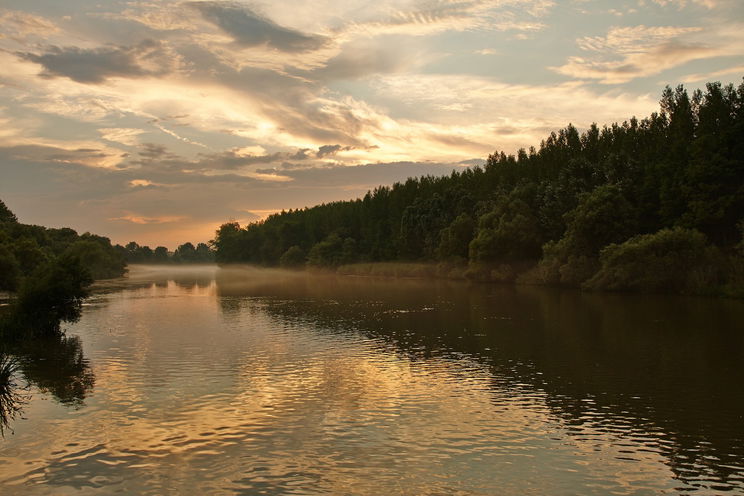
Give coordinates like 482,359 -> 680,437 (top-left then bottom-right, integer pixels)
213,81 -> 744,296
116,241 -> 215,264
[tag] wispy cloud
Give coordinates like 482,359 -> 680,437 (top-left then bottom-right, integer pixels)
0,9 -> 59,40
649,0 -> 718,9
110,212 -> 186,224
681,64 -> 744,83
552,23 -> 744,83
100,128 -> 145,146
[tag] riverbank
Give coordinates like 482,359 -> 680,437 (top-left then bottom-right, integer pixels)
334,259 -> 744,299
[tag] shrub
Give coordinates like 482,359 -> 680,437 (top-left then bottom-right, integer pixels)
438,214 -> 475,260
11,254 -> 93,335
307,234 -> 344,267
64,240 -> 125,279
536,185 -> 637,287
584,227 -> 723,293
279,246 -> 306,268
469,199 -> 541,264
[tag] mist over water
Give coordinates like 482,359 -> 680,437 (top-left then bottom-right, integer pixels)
1,265 -> 743,494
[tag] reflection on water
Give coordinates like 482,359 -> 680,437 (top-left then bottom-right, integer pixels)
0,354 -> 26,436
13,334 -> 95,407
0,332 -> 95,434
1,264 -> 743,494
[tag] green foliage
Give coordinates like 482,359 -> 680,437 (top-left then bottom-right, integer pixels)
174,242 -> 196,262
438,214 -> 475,262
341,237 -> 358,265
280,245 -> 306,268
536,185 -> 637,286
154,246 -> 169,262
308,234 -> 344,267
11,238 -> 50,275
585,228 -> 722,293
210,80 -> 744,296
559,185 -> 638,257
64,239 -> 125,279
116,240 -> 215,264
469,195 -> 542,264
0,201 -> 125,288
0,200 -> 17,224
10,254 -> 93,336
0,245 -> 21,291
0,200 -> 123,337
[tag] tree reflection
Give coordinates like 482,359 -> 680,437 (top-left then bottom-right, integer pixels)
0,332 -> 95,435
0,353 -> 27,436
215,270 -> 744,491
13,333 -> 94,407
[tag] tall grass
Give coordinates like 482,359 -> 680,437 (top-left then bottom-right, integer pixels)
0,353 -> 26,436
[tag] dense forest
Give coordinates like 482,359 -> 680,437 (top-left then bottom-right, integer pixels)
213,81 -> 744,296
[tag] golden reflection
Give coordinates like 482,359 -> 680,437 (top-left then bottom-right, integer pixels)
1,266 -> 742,494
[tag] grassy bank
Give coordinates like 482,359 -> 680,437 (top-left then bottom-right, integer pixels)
334,253 -> 744,299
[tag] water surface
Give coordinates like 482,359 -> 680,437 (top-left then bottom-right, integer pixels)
1,265 -> 743,494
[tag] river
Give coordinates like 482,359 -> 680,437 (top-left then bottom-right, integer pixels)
1,264 -> 743,494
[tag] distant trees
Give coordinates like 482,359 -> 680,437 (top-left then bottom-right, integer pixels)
115,241 -> 215,264
211,80 -> 744,296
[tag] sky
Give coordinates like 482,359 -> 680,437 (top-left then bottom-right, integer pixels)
1,0 -> 742,248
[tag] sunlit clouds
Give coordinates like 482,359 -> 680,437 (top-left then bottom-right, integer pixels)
0,0 -> 742,247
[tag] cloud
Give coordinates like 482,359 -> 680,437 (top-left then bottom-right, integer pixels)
338,0 -> 550,38
552,24 -> 744,84
0,9 -> 59,40
118,2 -> 197,31
100,128 -> 144,146
575,25 -> 702,53
129,179 -> 160,188
649,0 -> 718,8
317,144 -> 353,157
253,160 -> 472,188
193,149 -> 296,169
18,39 -> 180,83
681,64 -> 744,83
151,122 -> 209,148
0,143 -> 126,169
138,143 -> 173,160
183,143 -> 355,170
110,212 -> 186,224
189,1 -> 328,52
310,40 -> 416,81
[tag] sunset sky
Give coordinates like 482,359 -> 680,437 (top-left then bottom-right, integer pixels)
1,0 -> 742,248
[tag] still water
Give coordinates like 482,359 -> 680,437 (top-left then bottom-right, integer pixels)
1,264 -> 743,495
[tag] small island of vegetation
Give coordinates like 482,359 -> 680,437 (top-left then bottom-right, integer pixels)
212,81 -> 744,297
